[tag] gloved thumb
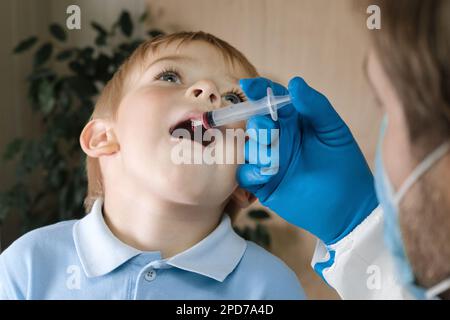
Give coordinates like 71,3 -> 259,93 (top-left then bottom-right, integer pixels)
236,164 -> 273,193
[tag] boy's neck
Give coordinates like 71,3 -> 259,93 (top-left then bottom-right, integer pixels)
102,191 -> 224,258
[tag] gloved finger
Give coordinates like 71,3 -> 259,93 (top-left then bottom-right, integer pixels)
236,163 -> 273,191
239,77 -> 288,100
244,139 -> 274,166
288,76 -> 346,133
240,77 -> 295,119
246,115 -> 280,146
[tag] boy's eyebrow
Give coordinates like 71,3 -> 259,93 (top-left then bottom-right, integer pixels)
147,55 -> 197,69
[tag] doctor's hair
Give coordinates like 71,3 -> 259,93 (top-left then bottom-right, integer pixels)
82,31 -> 258,214
366,0 -> 450,157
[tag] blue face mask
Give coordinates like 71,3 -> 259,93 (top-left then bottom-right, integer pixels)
374,116 -> 450,299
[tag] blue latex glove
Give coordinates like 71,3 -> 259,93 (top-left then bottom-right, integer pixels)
238,77 -> 379,245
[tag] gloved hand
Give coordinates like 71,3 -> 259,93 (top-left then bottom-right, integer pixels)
238,77 -> 379,245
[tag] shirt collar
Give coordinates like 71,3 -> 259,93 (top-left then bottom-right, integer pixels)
73,199 -> 247,282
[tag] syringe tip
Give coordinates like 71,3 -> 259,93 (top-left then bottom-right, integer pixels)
191,119 -> 203,128
202,112 -> 214,129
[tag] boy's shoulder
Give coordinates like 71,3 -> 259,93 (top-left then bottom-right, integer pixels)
240,241 -> 296,277
236,241 -> 305,299
0,220 -> 79,299
1,219 -> 78,263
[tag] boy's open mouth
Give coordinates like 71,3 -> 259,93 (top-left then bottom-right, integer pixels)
169,118 -> 214,147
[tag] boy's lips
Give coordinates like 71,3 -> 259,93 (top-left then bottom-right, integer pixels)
169,112 -> 214,147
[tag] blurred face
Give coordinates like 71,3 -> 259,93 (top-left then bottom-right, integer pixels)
366,51 -> 417,189
367,50 -> 450,293
111,40 -> 249,206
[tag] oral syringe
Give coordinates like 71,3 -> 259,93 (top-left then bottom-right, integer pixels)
193,87 -> 291,129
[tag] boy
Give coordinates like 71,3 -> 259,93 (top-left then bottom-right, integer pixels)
0,32 -> 304,299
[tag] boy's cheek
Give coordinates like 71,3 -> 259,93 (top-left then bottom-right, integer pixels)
117,103 -> 167,139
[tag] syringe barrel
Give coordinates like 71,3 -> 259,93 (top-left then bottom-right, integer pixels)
203,98 -> 269,128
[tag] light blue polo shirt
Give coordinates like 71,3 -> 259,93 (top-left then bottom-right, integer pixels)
0,199 -> 305,299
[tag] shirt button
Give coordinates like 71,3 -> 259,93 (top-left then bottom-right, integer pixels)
144,268 -> 156,282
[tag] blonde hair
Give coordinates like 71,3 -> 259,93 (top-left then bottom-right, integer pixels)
83,31 -> 259,212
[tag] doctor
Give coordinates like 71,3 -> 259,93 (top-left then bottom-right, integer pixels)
237,0 -> 450,299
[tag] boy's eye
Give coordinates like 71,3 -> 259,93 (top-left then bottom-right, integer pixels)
156,71 -> 181,84
223,92 -> 244,104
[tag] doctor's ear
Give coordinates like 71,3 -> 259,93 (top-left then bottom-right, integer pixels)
79,119 -> 120,158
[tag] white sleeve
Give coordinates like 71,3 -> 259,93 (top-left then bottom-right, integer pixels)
311,207 -> 410,299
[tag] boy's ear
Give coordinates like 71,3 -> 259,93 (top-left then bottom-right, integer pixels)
230,187 -> 257,210
79,119 -> 120,158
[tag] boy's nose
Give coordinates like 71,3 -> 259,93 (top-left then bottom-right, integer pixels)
186,80 -> 221,109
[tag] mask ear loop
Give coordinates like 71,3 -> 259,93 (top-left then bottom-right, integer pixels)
393,142 -> 450,205
425,277 -> 450,299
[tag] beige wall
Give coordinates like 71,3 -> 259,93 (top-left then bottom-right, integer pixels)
0,0 -> 49,190
0,0 -> 383,299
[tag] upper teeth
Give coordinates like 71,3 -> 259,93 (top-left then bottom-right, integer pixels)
191,119 -> 202,128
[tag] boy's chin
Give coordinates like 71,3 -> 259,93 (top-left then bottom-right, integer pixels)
165,189 -> 226,207
161,173 -> 235,204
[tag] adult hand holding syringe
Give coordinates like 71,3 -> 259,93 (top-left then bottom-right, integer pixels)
235,76 -> 379,246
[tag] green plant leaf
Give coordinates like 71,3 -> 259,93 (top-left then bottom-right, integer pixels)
255,223 -> 271,248
119,11 -> 133,37
94,53 -> 112,82
80,47 -> 94,60
68,61 -> 84,75
95,34 -> 107,46
58,87 -> 72,110
0,194 -> 12,222
91,20 -> 108,46
247,209 -> 271,220
148,29 -> 164,38
91,22 -> 108,36
241,226 -> 251,240
20,141 -> 40,173
56,49 -> 73,61
2,138 -> 23,161
26,68 -> 54,81
49,167 -> 66,189
13,36 -> 38,53
38,80 -> 55,115
49,23 -> 67,42
139,11 -> 148,23
66,75 -> 98,98
34,43 -> 53,67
